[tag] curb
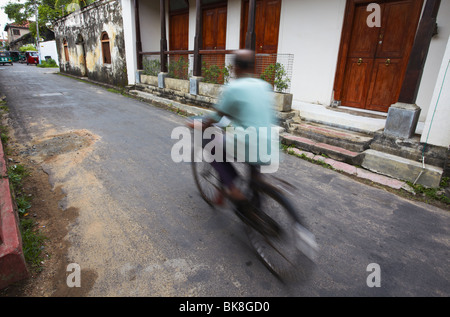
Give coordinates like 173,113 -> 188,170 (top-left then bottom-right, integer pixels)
287,147 -> 410,191
0,138 -> 29,290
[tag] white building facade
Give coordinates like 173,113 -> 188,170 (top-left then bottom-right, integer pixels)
119,0 -> 449,184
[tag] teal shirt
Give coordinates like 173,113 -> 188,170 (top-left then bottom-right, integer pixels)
213,77 -> 276,164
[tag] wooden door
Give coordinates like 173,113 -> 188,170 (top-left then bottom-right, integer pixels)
169,12 -> 189,52
240,0 -> 281,81
336,0 -> 423,112
202,3 -> 227,82
169,8 -> 189,79
202,5 -> 227,51
240,0 -> 281,54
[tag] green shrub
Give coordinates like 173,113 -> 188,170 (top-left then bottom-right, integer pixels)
37,58 -> 59,68
260,62 -> 290,93
143,59 -> 160,76
168,56 -> 189,80
202,62 -> 231,84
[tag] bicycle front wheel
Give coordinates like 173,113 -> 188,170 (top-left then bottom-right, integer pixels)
246,181 -> 318,282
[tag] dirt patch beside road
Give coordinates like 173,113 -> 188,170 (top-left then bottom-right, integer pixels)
1,130 -> 99,296
31,131 -> 96,162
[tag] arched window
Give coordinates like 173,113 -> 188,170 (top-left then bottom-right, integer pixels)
101,32 -> 111,64
63,39 -> 69,62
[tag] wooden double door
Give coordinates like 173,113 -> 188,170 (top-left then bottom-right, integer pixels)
335,0 -> 423,112
169,0 -> 282,82
240,0 -> 282,54
240,0 -> 282,81
202,3 -> 227,52
201,2 -> 228,82
169,5 -> 189,78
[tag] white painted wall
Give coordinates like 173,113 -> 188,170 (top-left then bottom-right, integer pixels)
139,0 -> 161,52
226,0 -> 241,50
278,0 -> 347,107
121,0 -> 137,85
39,40 -> 59,66
121,0 -> 450,130
188,0 -> 196,50
421,36 -> 450,148
416,0 -> 450,122
121,0 -> 161,85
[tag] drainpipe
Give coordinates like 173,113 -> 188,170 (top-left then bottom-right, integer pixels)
35,2 -> 42,65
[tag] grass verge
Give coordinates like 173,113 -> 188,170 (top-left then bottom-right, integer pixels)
1,102 -> 48,273
406,177 -> 450,205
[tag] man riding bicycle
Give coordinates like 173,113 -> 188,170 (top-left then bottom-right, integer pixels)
188,49 -> 278,230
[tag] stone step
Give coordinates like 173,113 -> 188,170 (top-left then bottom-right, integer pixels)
129,90 -> 214,117
281,133 -> 364,165
293,102 -> 387,134
289,121 -> 374,153
362,149 -> 443,188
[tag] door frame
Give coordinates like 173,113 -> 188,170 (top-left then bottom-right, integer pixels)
333,0 -> 424,110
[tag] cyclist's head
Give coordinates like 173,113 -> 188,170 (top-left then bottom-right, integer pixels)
233,49 -> 255,77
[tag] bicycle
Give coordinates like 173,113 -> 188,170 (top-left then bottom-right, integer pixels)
189,117 -> 319,281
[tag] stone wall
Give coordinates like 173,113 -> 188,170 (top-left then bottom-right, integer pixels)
53,0 -> 127,87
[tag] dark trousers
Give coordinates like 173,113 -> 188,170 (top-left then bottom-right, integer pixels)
203,134 -> 260,189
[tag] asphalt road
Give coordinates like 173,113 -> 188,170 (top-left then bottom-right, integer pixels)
0,63 -> 449,297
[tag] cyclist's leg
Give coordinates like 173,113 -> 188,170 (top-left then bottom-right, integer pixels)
210,161 -> 238,189
203,133 -> 242,204
248,164 -> 261,208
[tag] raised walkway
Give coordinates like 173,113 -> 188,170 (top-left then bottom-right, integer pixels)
129,88 -> 437,191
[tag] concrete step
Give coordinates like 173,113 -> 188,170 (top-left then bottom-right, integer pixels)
281,133 -> 364,165
362,149 -> 443,188
293,102 -> 387,134
129,90 -> 214,117
289,121 -> 373,153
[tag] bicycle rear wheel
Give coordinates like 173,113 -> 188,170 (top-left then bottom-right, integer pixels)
246,181 -> 318,282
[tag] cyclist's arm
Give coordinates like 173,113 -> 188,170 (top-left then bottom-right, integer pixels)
187,85 -> 238,129
198,111 -> 231,130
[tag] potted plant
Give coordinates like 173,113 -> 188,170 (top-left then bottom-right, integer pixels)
165,56 -> 190,93
140,59 -> 160,86
260,62 -> 292,112
197,62 -> 231,98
